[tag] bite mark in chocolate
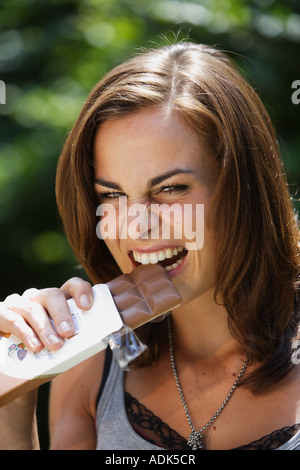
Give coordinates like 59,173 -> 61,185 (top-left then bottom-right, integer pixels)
107,264 -> 182,330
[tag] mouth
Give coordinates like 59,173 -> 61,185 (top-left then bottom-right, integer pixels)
128,246 -> 188,272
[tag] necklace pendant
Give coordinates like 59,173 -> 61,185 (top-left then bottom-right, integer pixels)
187,430 -> 204,450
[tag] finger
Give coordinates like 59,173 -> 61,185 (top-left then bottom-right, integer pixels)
16,297 -> 66,350
0,303 -> 43,352
22,288 -> 40,300
4,299 -> 64,351
60,277 -> 94,310
28,288 -> 76,340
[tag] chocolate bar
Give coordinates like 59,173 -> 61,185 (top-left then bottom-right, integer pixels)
0,264 -> 181,406
108,264 -> 182,329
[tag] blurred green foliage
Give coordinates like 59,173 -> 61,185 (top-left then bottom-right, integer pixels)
0,0 -> 299,450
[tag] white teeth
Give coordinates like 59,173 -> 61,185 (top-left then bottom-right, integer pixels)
165,257 -> 185,271
140,253 -> 149,265
132,246 -> 185,268
149,252 -> 158,264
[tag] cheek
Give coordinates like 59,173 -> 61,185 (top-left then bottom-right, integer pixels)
180,204 -> 205,251
96,207 -> 127,267
146,203 -> 205,248
96,204 -> 120,241
103,238 -> 131,272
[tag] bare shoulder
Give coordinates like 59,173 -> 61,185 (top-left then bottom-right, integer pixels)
256,363 -> 300,425
285,362 -> 300,403
49,349 -> 107,449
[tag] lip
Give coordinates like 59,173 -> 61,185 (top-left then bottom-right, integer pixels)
165,250 -> 188,276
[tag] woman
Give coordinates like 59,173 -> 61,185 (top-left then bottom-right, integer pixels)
0,42 -> 300,450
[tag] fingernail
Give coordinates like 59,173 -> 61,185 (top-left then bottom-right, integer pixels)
60,320 -> 74,333
30,337 -> 42,349
47,333 -> 62,345
79,294 -> 92,308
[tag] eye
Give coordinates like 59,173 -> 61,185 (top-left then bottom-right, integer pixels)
160,184 -> 189,194
98,191 -> 127,202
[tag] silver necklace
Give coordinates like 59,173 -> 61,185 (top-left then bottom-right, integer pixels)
167,316 -> 247,450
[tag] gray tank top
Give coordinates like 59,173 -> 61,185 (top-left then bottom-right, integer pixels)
95,354 -> 300,450
95,353 -> 163,450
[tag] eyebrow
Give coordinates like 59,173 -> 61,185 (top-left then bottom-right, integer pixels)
94,168 -> 198,190
94,179 -> 122,190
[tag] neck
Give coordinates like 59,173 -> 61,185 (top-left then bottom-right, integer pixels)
170,287 -> 242,364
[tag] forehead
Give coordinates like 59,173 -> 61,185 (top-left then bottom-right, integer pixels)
93,107 -> 211,181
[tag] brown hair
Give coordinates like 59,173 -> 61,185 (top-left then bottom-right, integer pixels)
56,42 -> 300,393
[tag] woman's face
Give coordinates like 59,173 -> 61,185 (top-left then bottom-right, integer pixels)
93,107 -> 217,304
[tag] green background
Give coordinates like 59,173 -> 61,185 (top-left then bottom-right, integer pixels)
0,0 -> 299,449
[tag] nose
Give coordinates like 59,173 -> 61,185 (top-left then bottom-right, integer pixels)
126,200 -> 154,240
124,201 -> 177,242
115,196 -> 160,241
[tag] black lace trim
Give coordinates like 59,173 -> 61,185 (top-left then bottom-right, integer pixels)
234,424 -> 300,450
125,392 -> 190,450
125,392 -> 300,450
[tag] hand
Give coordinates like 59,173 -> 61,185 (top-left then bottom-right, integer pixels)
0,278 -> 94,352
